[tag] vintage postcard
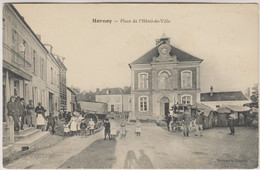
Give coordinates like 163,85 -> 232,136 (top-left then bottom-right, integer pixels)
1,1 -> 259,169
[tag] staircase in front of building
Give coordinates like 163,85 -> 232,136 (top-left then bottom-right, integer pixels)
3,123 -> 49,156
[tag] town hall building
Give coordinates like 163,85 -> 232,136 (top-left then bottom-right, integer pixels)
129,34 -> 203,120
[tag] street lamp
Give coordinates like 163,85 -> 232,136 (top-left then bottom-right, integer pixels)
19,41 -> 26,67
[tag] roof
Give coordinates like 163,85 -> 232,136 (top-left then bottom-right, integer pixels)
218,105 -> 251,113
201,91 -> 249,102
99,88 -> 123,95
130,42 -> 203,65
122,86 -> 131,94
67,87 -> 76,95
192,103 -> 215,116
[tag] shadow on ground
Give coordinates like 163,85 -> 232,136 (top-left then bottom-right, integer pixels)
124,149 -> 154,169
59,139 -> 117,169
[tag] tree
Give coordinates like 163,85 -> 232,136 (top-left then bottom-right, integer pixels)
250,83 -> 258,103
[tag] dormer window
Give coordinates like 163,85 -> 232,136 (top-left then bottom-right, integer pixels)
106,90 -> 110,95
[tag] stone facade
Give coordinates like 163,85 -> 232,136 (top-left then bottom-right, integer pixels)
129,34 -> 203,120
2,4 -> 67,120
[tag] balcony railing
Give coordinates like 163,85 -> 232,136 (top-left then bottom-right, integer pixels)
3,43 -> 31,71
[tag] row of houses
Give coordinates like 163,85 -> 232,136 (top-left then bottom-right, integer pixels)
2,4 -> 68,121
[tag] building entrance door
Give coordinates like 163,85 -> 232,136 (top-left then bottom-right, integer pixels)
160,97 -> 170,118
49,92 -> 54,114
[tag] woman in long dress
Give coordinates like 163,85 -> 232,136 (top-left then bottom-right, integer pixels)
35,102 -> 46,132
110,118 -> 117,140
69,113 -> 78,136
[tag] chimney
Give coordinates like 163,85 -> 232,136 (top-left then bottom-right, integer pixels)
36,34 -> 41,41
96,88 -> 100,94
43,44 -> 53,53
61,57 -> 65,63
210,86 -> 213,97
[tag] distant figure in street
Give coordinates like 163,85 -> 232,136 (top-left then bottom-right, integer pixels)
35,102 -> 46,132
104,118 -> 111,140
63,122 -> 70,136
166,113 -> 172,131
110,118 -> 117,140
89,118 -> 95,135
120,119 -> 127,139
135,120 -> 141,136
26,100 -> 35,127
65,112 -> 72,123
195,111 -> 205,136
46,112 -> 56,135
69,113 -> 78,136
7,96 -> 19,131
181,110 -> 191,137
80,118 -> 88,137
228,112 -> 236,135
77,114 -> 84,136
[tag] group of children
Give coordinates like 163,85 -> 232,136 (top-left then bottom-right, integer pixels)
63,112 -> 95,137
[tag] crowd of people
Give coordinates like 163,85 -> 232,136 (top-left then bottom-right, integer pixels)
7,95 -> 56,134
164,109 -> 206,137
62,111 -> 96,137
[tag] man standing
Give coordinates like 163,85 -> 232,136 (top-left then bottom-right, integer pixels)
195,111 -> 205,136
7,96 -> 19,131
182,110 -> 191,137
166,113 -> 171,131
104,118 -> 111,140
228,112 -> 236,135
17,98 -> 26,130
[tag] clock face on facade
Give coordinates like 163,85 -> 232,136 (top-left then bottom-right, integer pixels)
161,48 -> 168,54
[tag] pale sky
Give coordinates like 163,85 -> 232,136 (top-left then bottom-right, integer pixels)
14,3 -> 258,93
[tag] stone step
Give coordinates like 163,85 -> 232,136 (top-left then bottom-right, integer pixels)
15,131 -> 50,150
3,128 -> 41,142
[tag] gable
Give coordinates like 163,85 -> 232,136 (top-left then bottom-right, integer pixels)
130,43 -> 203,65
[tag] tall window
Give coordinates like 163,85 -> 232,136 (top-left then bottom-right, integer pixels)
181,70 -> 192,89
182,95 -> 192,105
139,96 -> 148,112
158,71 -> 170,89
51,67 -> 54,84
41,58 -> 44,79
33,51 -> 36,74
138,72 -> 148,90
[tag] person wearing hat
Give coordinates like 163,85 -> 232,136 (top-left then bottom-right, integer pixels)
228,111 -> 236,135
181,110 -> 191,137
195,111 -> 205,136
7,96 -> 20,131
69,112 -> 78,136
17,98 -> 26,130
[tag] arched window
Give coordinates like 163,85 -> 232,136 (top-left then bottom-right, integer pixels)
139,96 -> 148,112
138,72 -> 148,90
181,70 -> 192,89
158,70 -> 170,89
181,95 -> 192,105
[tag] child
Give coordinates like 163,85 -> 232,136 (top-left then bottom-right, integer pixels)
120,119 -> 127,139
80,119 -> 87,137
63,122 -> 70,136
135,120 -> 141,136
89,118 -> 95,135
46,112 -> 56,135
